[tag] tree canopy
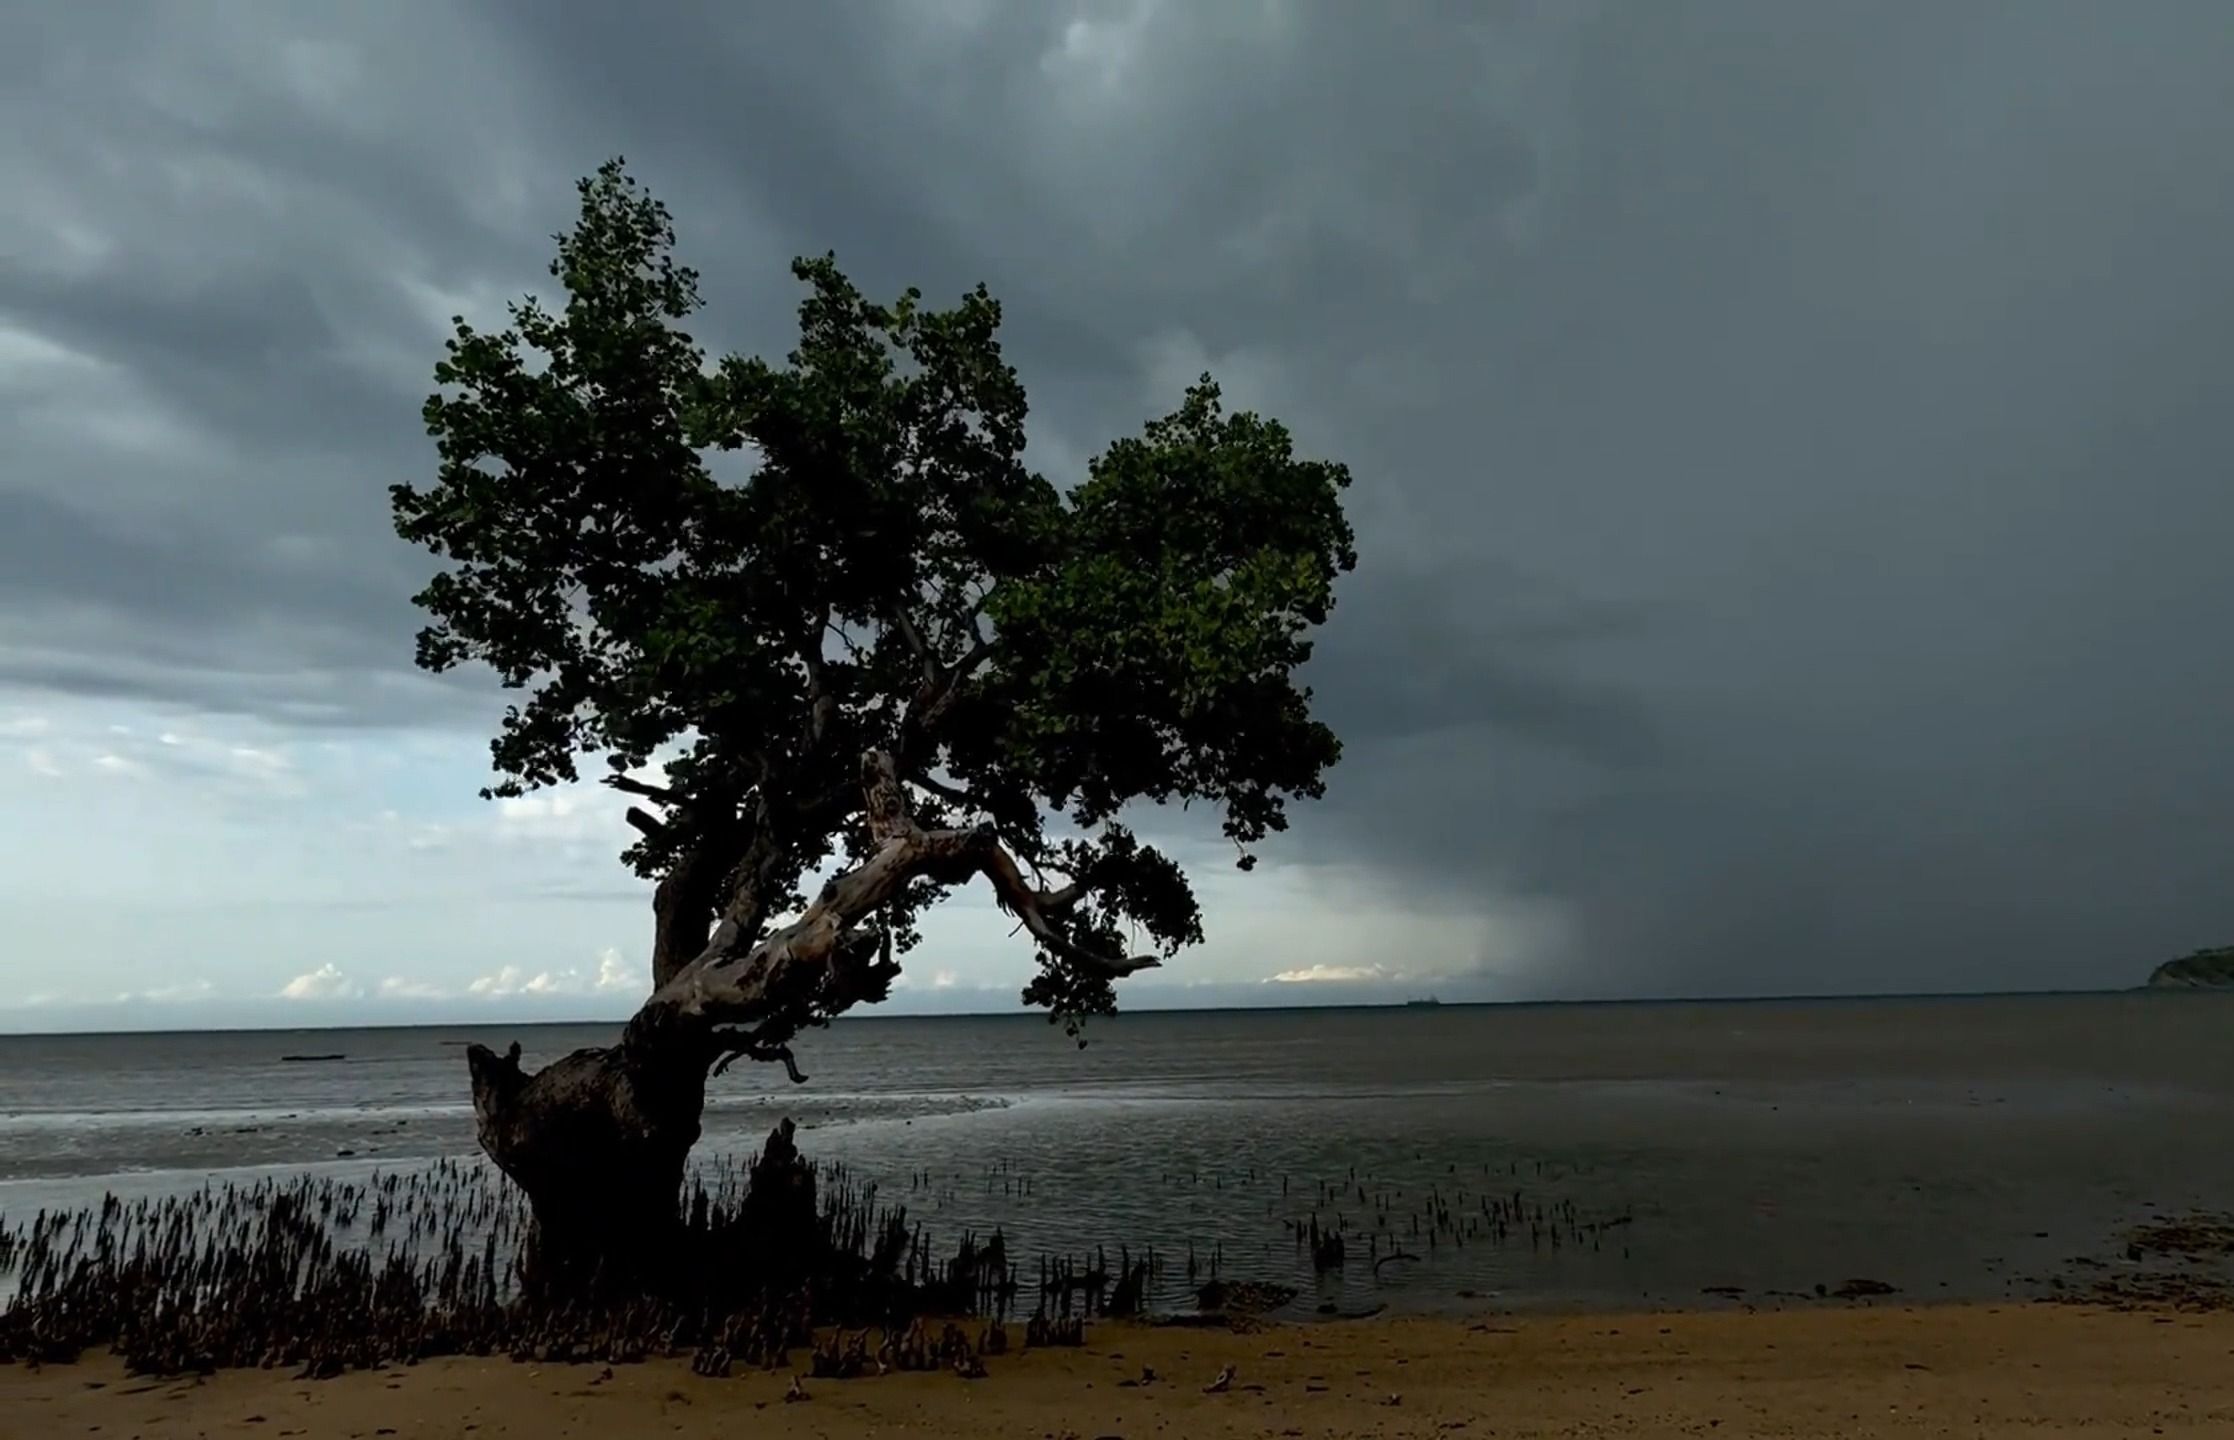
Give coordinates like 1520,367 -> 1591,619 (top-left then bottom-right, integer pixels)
392,160 -> 1356,1057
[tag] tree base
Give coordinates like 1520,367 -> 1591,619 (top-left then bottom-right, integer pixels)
465,1032 -> 848,1308
467,1037 -> 707,1299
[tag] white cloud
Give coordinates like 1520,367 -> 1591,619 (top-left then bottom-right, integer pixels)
278,962 -> 360,1000
363,807 -> 457,853
149,730 -> 305,793
226,744 -> 293,781
4,709 -> 319,797
468,964 -> 573,997
1138,327 -> 1294,420
377,976 -> 448,1000
593,947 -> 642,993
494,789 -> 600,842
490,761 -> 684,850
1264,962 -> 1395,985
5,979 -> 214,1010
116,978 -> 214,1004
469,948 -> 644,1000
931,968 -> 960,989
467,965 -> 528,996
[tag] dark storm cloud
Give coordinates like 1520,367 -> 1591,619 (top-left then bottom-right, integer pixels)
6,0 -> 2234,995
1315,1 -> 2234,996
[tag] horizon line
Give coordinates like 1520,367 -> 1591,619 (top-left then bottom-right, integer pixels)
0,983 -> 2171,1041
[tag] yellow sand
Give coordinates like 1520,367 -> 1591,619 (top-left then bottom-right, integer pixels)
6,1303 -> 2231,1438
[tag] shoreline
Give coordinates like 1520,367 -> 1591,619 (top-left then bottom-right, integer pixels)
6,1302 -> 2230,1439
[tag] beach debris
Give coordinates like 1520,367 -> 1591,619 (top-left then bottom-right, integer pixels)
1029,1312 -> 1085,1347
810,1328 -> 873,1379
1196,1279 -> 1297,1315
2047,1211 -> 2234,1312
2126,1213 -> 2234,1257
1203,1363 -> 1235,1393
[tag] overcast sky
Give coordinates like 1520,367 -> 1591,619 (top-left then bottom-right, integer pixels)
5,0 -> 2232,1033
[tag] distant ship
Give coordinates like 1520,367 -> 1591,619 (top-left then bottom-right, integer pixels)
1403,995 -> 1442,1009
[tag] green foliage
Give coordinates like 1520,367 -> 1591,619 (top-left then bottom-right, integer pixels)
392,160 -> 1357,1029
2146,946 -> 2234,989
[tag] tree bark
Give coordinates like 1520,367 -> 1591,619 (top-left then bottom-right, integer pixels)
647,851 -> 722,991
465,1019 -> 707,1297
465,749 -> 1158,1298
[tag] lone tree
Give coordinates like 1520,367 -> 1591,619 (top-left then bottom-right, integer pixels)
391,161 -> 1357,1288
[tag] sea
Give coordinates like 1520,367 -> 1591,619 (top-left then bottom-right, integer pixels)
3,992 -> 2229,1315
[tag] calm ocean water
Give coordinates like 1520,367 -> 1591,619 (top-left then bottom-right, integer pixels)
3,994 -> 2229,1313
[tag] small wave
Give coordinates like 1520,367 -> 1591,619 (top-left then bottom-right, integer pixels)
703,1090 -> 1010,1119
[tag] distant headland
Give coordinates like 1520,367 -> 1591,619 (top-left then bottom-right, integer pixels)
2144,946 -> 2234,990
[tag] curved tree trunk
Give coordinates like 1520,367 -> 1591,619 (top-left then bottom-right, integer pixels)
464,750 -> 1158,1300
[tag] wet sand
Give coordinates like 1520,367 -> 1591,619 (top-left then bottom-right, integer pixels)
6,1303 -> 2229,1439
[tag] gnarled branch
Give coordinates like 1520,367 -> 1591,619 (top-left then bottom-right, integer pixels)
636,750 -> 1155,1044
709,1030 -> 808,1083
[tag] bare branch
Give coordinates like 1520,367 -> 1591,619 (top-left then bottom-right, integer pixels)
1039,879 -> 1086,917
951,577 -> 996,645
911,771 -> 978,810
709,1030 -> 808,1083
800,608 -> 837,748
624,805 -> 668,839
709,829 -> 779,951
952,634 -> 996,680
826,619 -> 868,664
607,773 -> 677,804
966,840 -> 1119,964
887,604 -> 939,685
894,627 -> 998,762
649,844 -> 730,989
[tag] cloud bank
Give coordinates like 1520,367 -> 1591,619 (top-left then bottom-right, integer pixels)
6,1 -> 2234,1026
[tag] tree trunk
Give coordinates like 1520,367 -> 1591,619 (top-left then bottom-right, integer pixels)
465,1016 -> 709,1298
463,750 -> 1157,1301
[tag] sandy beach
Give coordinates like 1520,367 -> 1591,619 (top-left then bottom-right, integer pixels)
6,1302 -> 2228,1439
